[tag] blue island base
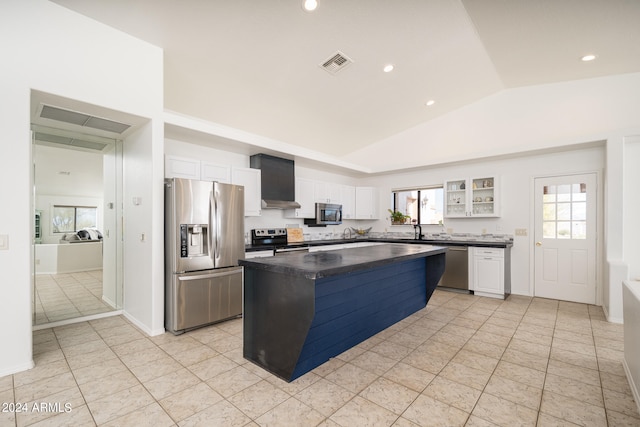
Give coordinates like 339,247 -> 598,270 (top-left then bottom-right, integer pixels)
243,250 -> 445,382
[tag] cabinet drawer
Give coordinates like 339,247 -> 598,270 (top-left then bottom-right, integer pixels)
474,248 -> 503,258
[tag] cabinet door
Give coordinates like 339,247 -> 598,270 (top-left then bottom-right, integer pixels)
309,244 -> 342,253
470,177 -> 498,217
355,187 -> 378,219
340,185 -> 356,219
473,248 -> 504,296
231,167 -> 261,217
245,250 -> 274,258
165,155 -> 200,179
314,181 -> 329,203
201,162 -> 231,183
445,177 -> 500,218
328,183 -> 342,204
444,179 -> 468,218
285,177 -> 316,218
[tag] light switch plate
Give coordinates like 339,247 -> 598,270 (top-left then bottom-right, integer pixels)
515,228 -> 528,236
0,234 -> 8,250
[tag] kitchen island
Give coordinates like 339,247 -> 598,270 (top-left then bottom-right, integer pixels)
239,243 -> 446,382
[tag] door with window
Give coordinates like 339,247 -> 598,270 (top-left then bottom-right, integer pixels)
534,173 -> 597,304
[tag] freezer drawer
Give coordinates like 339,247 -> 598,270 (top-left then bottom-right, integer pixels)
166,266 -> 243,334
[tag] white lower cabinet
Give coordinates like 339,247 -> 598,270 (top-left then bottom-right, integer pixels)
244,250 -> 274,259
308,242 -> 383,252
471,247 -> 508,299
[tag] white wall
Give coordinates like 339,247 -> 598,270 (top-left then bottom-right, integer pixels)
343,73 -> 640,172
624,138 -> 640,281
123,122 -> 165,336
0,0 -> 162,376
357,145 -> 605,297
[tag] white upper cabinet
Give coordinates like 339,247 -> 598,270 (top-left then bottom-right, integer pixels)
165,155 -> 232,184
231,167 -> 261,217
284,177 -> 316,219
201,161 -> 231,183
444,176 -> 499,218
314,182 -> 342,204
165,155 -> 200,180
340,185 -> 356,219
355,187 -> 379,219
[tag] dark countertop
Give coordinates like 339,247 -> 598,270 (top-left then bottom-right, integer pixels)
245,237 -> 512,253
239,243 -> 447,280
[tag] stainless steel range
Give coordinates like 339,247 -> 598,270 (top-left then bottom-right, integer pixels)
251,228 -> 308,255
251,228 -> 288,246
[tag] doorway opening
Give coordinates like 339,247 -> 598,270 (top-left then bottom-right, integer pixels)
29,90 -> 139,328
32,130 -> 122,326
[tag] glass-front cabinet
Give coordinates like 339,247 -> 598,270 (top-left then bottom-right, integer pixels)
445,176 -> 499,218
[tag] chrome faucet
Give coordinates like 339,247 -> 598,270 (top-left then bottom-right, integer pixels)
414,224 -> 423,240
343,227 -> 353,239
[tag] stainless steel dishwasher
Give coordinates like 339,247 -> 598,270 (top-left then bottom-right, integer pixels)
437,246 -> 469,291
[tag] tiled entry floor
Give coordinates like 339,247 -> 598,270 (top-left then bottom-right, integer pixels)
34,270 -> 115,324
2,291 -> 639,426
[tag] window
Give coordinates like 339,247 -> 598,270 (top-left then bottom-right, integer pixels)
52,205 -> 97,233
391,186 -> 444,225
542,183 -> 587,239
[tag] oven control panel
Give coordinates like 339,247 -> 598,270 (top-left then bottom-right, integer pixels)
252,228 -> 287,238
251,228 -> 288,246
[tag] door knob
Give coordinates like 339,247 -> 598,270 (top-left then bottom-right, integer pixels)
536,242 -> 542,246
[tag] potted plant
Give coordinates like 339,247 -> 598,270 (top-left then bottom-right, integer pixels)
388,209 -> 411,225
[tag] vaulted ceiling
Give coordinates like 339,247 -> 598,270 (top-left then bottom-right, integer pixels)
51,0 -> 640,158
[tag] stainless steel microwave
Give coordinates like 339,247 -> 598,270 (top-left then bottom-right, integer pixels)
305,203 -> 342,226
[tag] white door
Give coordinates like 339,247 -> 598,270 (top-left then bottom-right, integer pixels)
534,173 -> 597,304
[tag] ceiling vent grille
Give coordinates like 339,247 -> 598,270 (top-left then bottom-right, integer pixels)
320,51 -> 353,75
40,104 -> 131,134
34,132 -> 109,152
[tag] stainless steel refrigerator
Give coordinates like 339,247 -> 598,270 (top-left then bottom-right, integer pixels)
164,177 -> 245,335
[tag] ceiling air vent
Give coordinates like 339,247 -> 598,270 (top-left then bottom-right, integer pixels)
40,104 -> 131,134
320,51 -> 353,75
34,132 -> 109,152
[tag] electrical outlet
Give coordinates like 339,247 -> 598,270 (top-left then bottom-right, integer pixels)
515,228 -> 528,236
446,228 -> 453,234
481,228 -> 487,234
0,234 -> 8,250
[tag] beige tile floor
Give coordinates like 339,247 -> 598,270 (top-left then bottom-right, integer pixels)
34,270 -> 116,324
3,290 -> 639,426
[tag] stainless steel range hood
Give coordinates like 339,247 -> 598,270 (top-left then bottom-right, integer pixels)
250,154 -> 301,209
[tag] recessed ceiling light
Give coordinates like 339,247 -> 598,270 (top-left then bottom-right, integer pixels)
303,0 -> 318,11
581,54 -> 596,62
383,64 -> 394,73
426,100 -> 435,107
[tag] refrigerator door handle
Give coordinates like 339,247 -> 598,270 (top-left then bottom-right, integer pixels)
215,189 -> 221,260
179,269 -> 241,281
209,190 -> 216,262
